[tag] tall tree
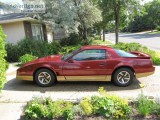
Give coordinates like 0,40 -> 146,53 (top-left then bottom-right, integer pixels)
125,0 -> 160,32
145,0 -> 160,27
38,0 -> 78,33
96,0 -> 141,44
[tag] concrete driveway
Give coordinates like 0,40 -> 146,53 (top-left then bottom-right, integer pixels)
105,32 -> 160,51
1,64 -> 160,103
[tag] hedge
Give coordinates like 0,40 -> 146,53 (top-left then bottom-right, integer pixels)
0,26 -> 7,91
6,39 -> 62,62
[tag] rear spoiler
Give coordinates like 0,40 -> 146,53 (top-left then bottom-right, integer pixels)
130,51 -> 151,58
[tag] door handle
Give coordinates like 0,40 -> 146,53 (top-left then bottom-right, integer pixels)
99,63 -> 106,66
86,66 -> 91,69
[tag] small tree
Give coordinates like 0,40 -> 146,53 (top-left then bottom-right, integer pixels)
0,26 -> 7,91
73,0 -> 102,40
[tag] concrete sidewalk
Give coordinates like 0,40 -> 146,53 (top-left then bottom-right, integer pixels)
0,103 -> 25,120
1,63 -> 22,120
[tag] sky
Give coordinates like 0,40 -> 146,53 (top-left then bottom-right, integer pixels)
1,0 -> 153,4
1,0 -> 23,4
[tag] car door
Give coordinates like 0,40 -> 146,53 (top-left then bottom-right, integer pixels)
62,49 -> 109,81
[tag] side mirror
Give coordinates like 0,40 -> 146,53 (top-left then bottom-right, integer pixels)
68,59 -> 74,63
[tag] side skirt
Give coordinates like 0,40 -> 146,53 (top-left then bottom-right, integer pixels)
57,75 -> 111,82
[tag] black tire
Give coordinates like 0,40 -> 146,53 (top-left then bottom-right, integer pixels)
113,68 -> 134,87
34,69 -> 56,87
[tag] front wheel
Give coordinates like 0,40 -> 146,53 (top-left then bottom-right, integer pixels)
34,69 -> 56,87
113,68 -> 134,87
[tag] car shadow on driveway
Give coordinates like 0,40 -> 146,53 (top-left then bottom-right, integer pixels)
3,78 -> 142,92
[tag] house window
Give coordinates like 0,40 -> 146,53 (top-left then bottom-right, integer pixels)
0,9 -> 4,14
31,24 -> 44,40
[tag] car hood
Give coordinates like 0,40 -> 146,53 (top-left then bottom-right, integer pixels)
35,55 -> 63,62
22,55 -> 63,67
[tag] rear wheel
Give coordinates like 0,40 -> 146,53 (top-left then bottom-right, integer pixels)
34,69 -> 56,87
113,68 -> 134,87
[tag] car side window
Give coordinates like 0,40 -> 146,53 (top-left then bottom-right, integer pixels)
72,49 -> 106,61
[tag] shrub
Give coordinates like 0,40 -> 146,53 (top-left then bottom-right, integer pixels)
5,39 -> 62,62
80,98 -> 93,115
17,39 -> 50,58
113,42 -> 144,51
91,40 -> 112,45
0,26 -> 7,91
136,94 -> 160,116
59,45 -> 81,54
63,108 -> 75,120
50,100 -> 73,119
156,26 -> 160,31
71,104 -> 85,116
25,98 -> 74,120
19,54 -> 37,64
47,41 -> 62,55
94,35 -> 101,40
25,95 -> 131,120
91,87 -> 131,119
25,97 -> 52,120
81,38 -> 93,45
5,62 -> 9,70
60,33 -> 82,46
113,42 -> 160,65
5,43 -> 21,62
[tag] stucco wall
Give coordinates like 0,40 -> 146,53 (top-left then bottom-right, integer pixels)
1,21 -> 25,44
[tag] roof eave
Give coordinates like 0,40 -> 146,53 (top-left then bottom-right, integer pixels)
0,17 -> 39,24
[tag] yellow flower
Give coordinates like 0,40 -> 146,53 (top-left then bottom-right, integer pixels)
139,83 -> 145,88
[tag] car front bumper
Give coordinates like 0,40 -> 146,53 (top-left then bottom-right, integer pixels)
16,75 -> 33,81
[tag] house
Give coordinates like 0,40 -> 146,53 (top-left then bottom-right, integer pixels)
0,13 -> 55,43
0,1 -> 67,43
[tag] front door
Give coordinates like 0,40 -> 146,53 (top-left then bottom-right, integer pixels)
62,49 -> 109,81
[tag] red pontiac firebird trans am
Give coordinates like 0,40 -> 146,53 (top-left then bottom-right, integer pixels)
16,45 -> 155,87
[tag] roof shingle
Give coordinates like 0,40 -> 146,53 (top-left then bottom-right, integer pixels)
0,13 -> 28,21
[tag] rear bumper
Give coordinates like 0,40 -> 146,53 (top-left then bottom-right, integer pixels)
136,71 -> 154,78
136,66 -> 155,78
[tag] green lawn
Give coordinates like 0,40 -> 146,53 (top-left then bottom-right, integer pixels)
148,31 -> 160,34
91,39 -> 112,45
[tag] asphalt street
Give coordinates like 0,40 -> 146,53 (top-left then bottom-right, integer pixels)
105,32 -> 160,51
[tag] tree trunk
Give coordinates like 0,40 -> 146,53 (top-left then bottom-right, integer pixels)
114,0 -> 120,44
100,34 -> 102,40
115,18 -> 119,44
83,26 -> 88,40
103,29 -> 105,41
99,30 -> 102,40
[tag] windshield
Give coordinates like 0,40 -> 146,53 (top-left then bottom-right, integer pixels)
114,49 -> 137,57
62,49 -> 80,60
